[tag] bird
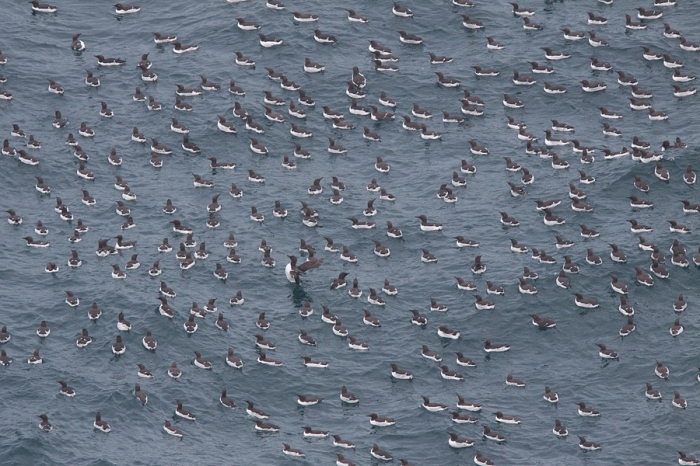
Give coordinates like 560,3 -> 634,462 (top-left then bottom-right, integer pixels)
578,436 -> 601,451
576,402 -> 600,416
285,255 -> 323,283
38,414 -> 52,431
134,383 -> 147,404
93,412 -> 111,433
655,360 -> 669,378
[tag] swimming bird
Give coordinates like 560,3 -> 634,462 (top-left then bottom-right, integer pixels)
673,392 -> 687,409
133,383 -> 147,405
576,402 -> 600,416
222,348 -> 242,369
163,420 -> 182,438
174,401 -> 196,421
297,394 -> 323,406
348,334 -> 369,351
29,1 -> 57,12
345,8 -> 367,23
495,411 -> 521,424
392,2 -> 412,17
39,414 -> 53,432
578,436 -> 601,451
622,13 -> 646,30
94,54 -> 125,67
254,419 -> 279,431
506,373 -> 525,387
410,310 -> 428,326
474,451 -> 494,466
655,360 -> 669,378
371,444 -> 392,461
530,313 -> 556,328
473,294 -> 493,310
482,426 -> 505,442
681,200 -> 700,213
618,316 -> 636,337
438,325 -> 459,340
115,3 -> 140,14
673,294 -> 688,312
93,412 -> 110,433
172,41 -> 198,53
461,15 -> 483,29
645,382 -> 661,400
390,363 -> 413,380
76,329 -> 92,347
484,340 -> 509,352
68,33 -> 87,53
254,334 -> 275,351
369,413 -> 395,427
142,330 -> 156,350
543,386 -> 559,403
111,335 -> 125,354
597,343 -> 618,359
448,432 -> 474,449
678,452 -> 700,465
282,444 -> 304,458
0,327 -> 9,344
27,348 -> 42,364
285,255 -> 322,283
419,345 -> 441,362
339,386 -> 358,404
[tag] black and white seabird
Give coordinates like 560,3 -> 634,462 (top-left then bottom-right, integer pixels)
69,33 -> 86,52
574,292 -> 599,308
172,41 -> 198,53
345,8 -> 368,23
27,348 -> 42,364
282,444 -> 304,458
576,402 -> 600,416
390,363 -> 413,380
461,14 -> 483,29
596,343 -> 618,359
678,452 -> 700,466
174,401 -> 196,421
93,412 -> 110,433
254,419 -> 279,431
163,420 -> 182,438
297,394 -> 323,407
0,327 -> 10,344
371,444 -> 392,461
146,96 -> 161,110
301,356 -> 327,368
94,54 -> 125,66
392,2 -> 412,16
285,255 -> 322,284
644,382 -> 662,400
368,413 -> 396,428
29,1 -> 57,13
133,383 -> 147,405
222,348 -> 242,369
115,3 -> 140,14
626,14 -> 646,30
541,386 -> 559,403
655,360 -> 669,378
578,436 -> 601,451
58,380 -> 75,397
672,391 -> 687,409
484,340 -> 509,352
0,349 -> 11,366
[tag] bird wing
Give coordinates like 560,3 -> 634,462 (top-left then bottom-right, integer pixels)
298,258 -> 323,272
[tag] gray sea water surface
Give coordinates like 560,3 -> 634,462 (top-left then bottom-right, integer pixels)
0,0 -> 699,464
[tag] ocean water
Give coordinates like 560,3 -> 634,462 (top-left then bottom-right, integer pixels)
0,0 -> 699,464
